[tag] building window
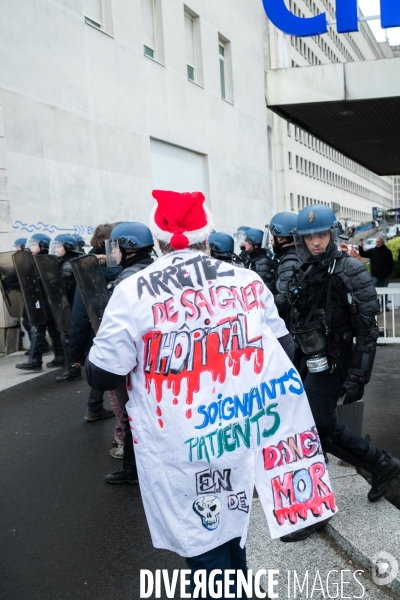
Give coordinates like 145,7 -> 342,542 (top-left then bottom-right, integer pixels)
142,0 -> 165,63
219,36 -> 233,102
185,13 -> 196,81
219,42 -> 226,99
288,152 -> 292,169
287,122 -> 291,137
290,193 -> 295,211
184,8 -> 203,85
84,0 -> 113,35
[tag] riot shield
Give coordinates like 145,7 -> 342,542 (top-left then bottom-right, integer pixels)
70,254 -> 110,334
12,250 -> 47,327
0,251 -> 24,318
34,255 -> 71,335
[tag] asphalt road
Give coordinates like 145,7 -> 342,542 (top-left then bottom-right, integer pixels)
0,371 -> 185,600
1,347 -> 400,600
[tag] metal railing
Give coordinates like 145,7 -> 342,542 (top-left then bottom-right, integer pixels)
376,287 -> 400,344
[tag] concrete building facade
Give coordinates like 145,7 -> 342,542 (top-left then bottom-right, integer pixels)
0,0 -> 395,254
0,0 -> 278,251
269,1 -> 394,228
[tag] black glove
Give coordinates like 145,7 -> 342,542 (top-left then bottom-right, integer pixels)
340,378 -> 365,404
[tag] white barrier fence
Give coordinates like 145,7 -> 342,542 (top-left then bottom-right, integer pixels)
376,287 -> 400,344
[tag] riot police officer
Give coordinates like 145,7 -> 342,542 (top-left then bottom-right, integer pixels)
15,234 -> 64,371
284,205 -> 400,542
234,225 -> 251,262
50,234 -> 82,305
208,232 -> 243,266
72,234 -> 88,254
242,228 -> 277,292
104,222 -> 155,482
269,212 -> 299,326
14,238 -> 27,251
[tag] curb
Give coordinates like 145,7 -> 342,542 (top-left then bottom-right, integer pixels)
326,457 -> 400,596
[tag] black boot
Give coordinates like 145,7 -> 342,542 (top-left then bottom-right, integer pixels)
46,356 -> 65,368
368,452 -> 400,502
15,360 -> 42,371
105,467 -> 138,484
323,429 -> 400,502
56,365 -> 82,382
280,521 -> 328,543
84,408 -> 115,421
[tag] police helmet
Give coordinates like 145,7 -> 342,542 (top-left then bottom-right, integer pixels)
72,234 -> 89,248
293,205 -> 340,263
269,212 -> 298,238
209,232 -> 234,254
50,234 -> 80,255
296,205 -> 337,236
106,222 -> 154,267
14,237 -> 27,250
111,222 -> 154,249
234,226 -> 251,245
245,228 -> 264,246
27,233 -> 51,251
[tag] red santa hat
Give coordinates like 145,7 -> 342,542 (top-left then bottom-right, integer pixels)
150,190 -> 214,250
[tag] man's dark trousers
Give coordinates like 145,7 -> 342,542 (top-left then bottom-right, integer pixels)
372,276 -> 390,309
304,364 -> 369,459
186,538 -> 248,599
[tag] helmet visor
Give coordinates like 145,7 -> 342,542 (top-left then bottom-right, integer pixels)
262,228 -> 270,250
49,241 -> 66,257
13,242 -> 26,251
294,228 -> 339,263
105,239 -> 122,267
26,239 -> 41,255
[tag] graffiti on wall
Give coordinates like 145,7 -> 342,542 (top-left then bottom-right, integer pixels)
13,221 -> 95,236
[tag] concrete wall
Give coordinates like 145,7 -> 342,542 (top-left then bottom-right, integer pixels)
0,0 -> 274,251
268,0 -> 394,221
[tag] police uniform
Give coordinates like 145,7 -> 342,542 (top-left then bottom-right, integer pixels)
269,212 -> 299,328
289,205 -> 400,509
209,232 -> 244,267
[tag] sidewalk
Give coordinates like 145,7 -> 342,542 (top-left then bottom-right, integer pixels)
0,351 -> 59,393
247,457 -> 399,598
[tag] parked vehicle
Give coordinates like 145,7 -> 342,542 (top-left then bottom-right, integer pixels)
363,238 -> 378,250
386,226 -> 400,241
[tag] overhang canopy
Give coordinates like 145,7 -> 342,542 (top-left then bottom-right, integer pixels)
266,58 -> 400,176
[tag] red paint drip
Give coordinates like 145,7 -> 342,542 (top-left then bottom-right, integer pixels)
156,406 -> 162,417
274,494 -> 336,526
128,416 -> 133,422
186,409 -> 192,419
143,322 -> 264,407
158,419 -> 164,429
173,398 -> 179,405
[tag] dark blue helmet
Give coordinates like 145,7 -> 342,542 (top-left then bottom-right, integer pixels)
72,234 -> 88,247
295,205 -> 337,236
294,205 -> 339,263
28,233 -> 51,250
14,237 -> 27,250
111,222 -> 154,249
245,228 -> 264,245
52,234 -> 79,253
269,212 -> 298,237
209,232 -> 234,254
